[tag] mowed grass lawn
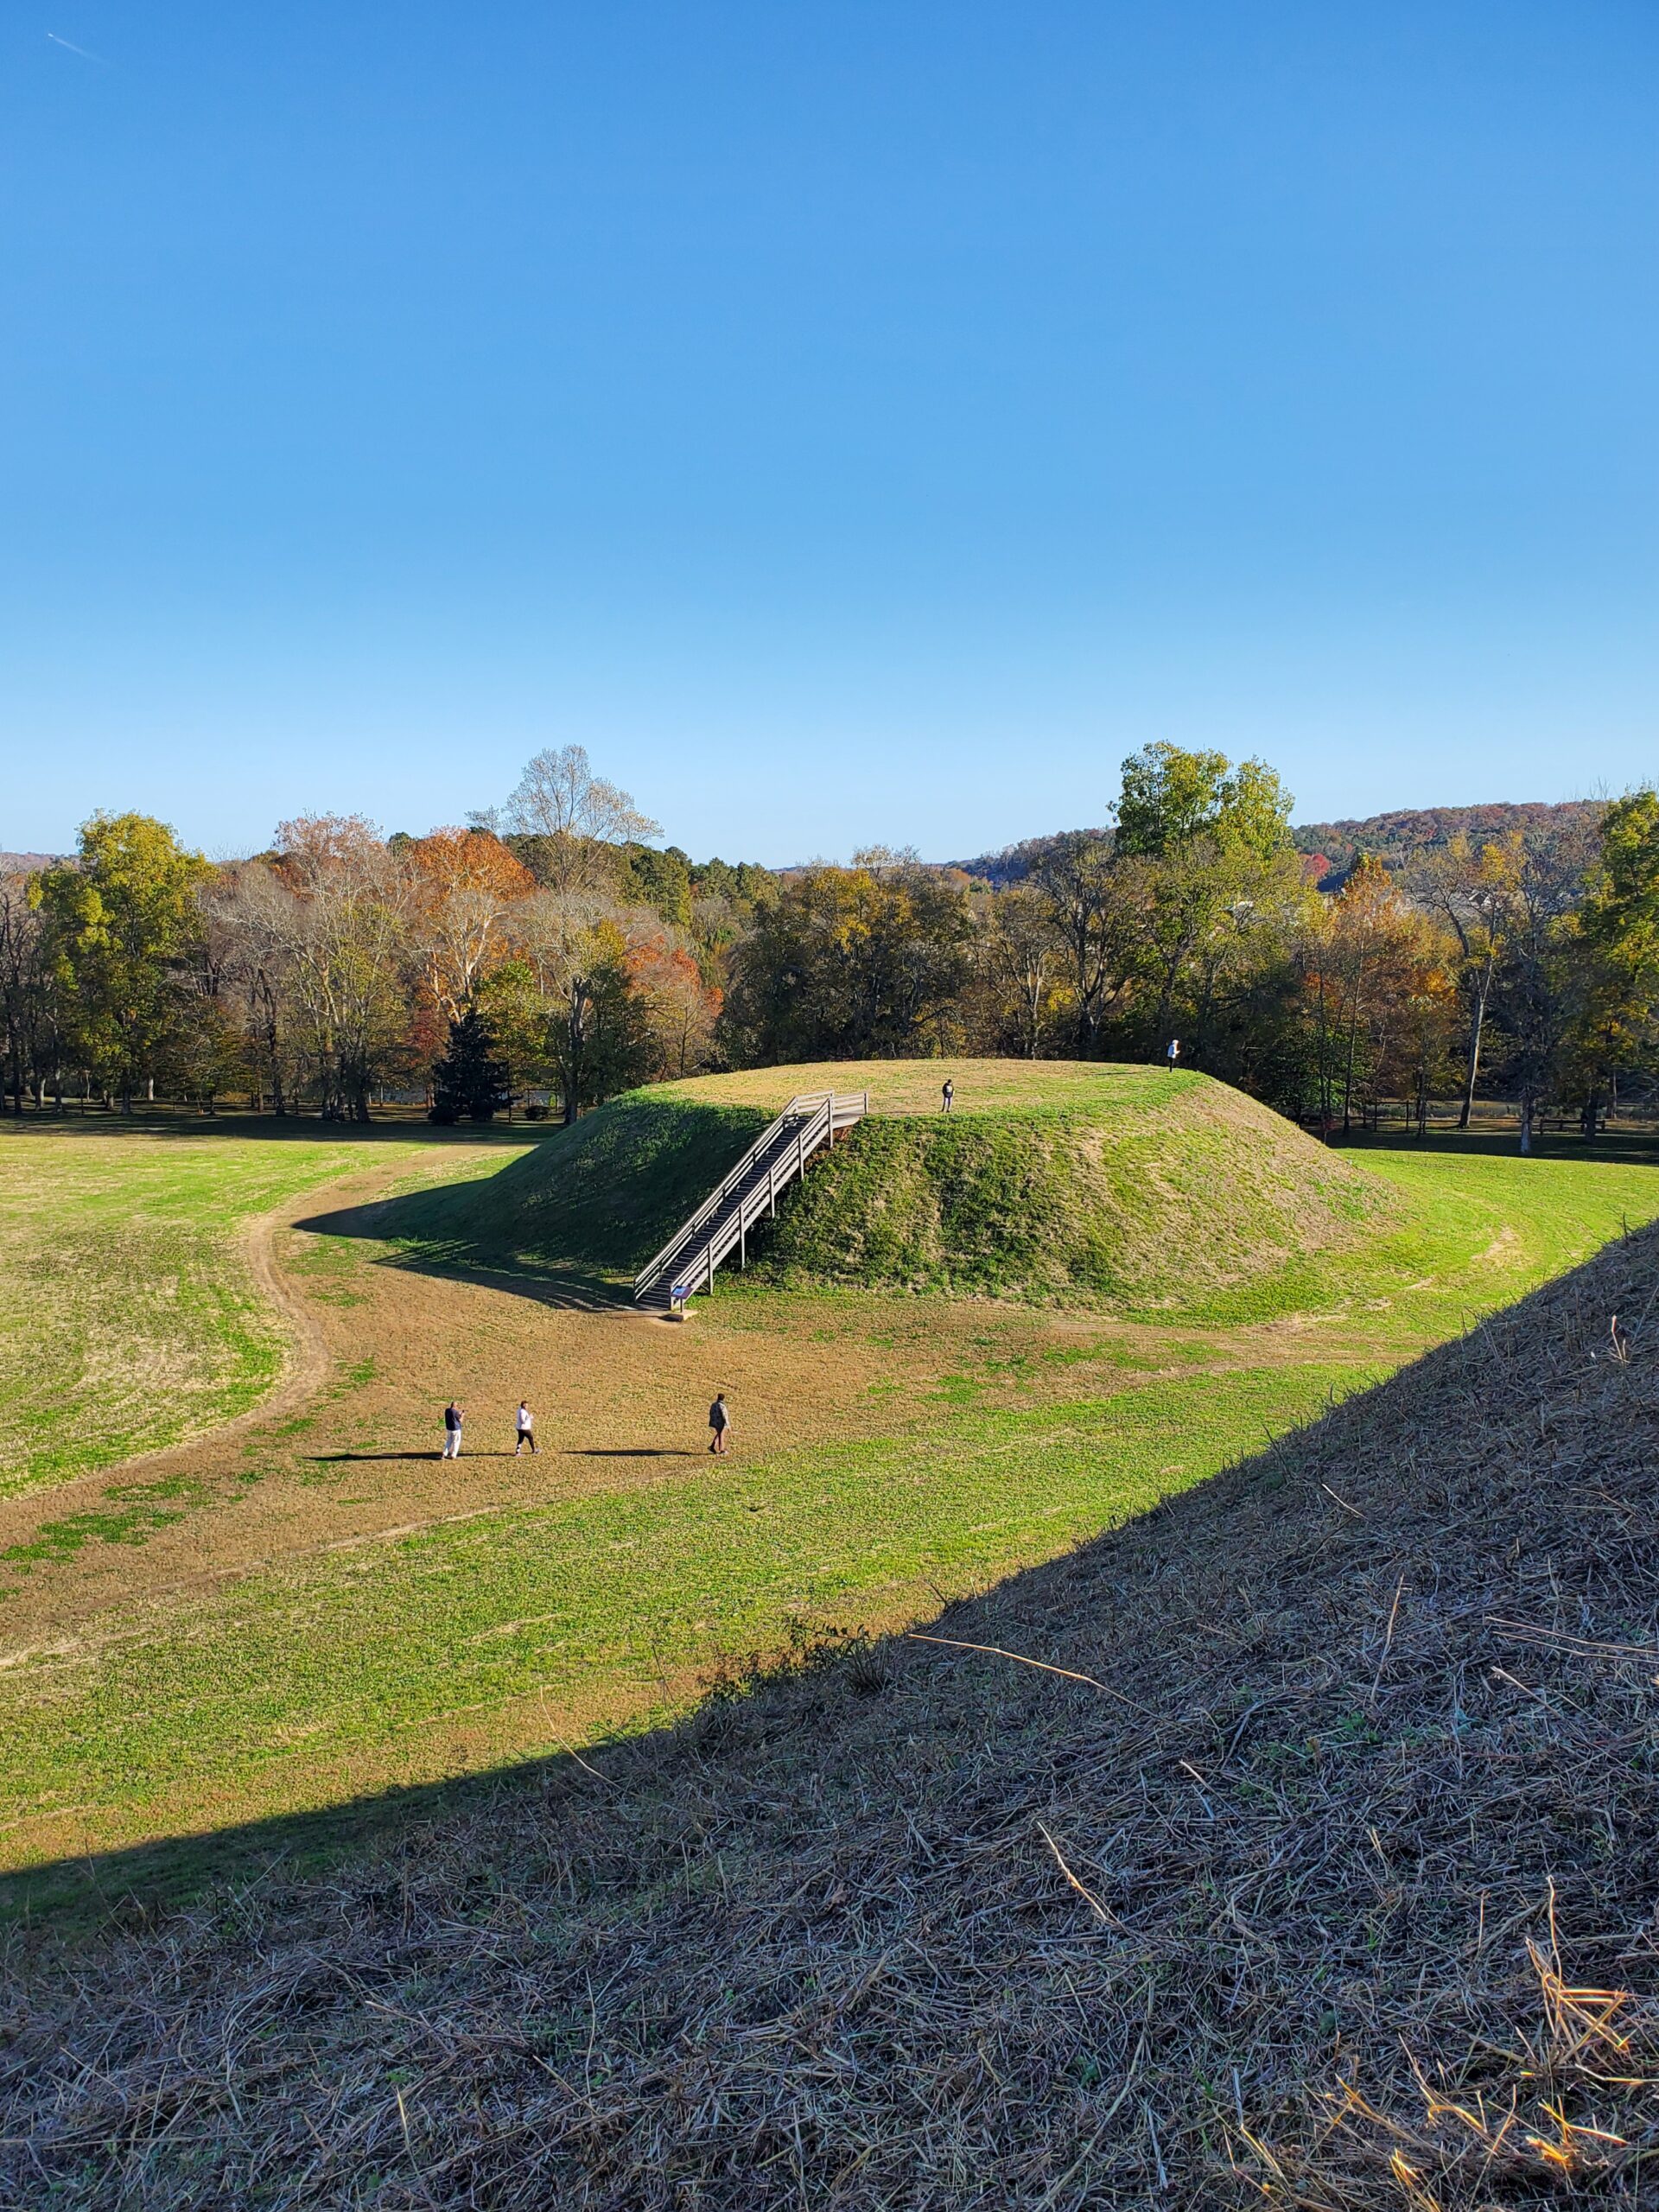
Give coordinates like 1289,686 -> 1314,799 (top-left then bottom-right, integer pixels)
0,1118 -> 528,1499
0,1115 -> 1656,1905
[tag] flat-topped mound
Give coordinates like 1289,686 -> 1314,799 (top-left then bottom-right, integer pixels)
648,1057 -> 1193,1117
397,1060 -> 1397,1317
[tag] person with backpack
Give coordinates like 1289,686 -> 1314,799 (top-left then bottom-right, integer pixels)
709,1392 -> 732,1456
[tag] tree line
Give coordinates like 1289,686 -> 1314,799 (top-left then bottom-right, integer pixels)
0,750 -> 760,1126
3,741 -> 1656,1147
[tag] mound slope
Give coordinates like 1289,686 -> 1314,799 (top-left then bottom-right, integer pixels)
10,1201 -> 1657,2206
401,1060 -> 1395,1313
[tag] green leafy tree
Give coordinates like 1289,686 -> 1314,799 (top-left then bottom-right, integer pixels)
474,957 -> 550,1103
35,813 -> 211,1109
1104,745 -> 1302,1058
721,855 -> 974,1064
1115,742 -> 1293,862
618,842 -> 695,930
1027,835 -> 1150,1054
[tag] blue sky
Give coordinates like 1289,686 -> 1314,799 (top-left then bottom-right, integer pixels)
3,3 -> 1656,862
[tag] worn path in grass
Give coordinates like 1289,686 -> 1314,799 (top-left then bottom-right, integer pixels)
0,1120 -> 1656,1891
0,1117 -> 531,1500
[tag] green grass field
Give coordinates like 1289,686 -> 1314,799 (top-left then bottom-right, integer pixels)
0,1118 -> 524,1500
1,1081 -> 1656,1910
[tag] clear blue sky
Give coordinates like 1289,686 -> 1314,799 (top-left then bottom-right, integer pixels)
3,3 -> 1656,862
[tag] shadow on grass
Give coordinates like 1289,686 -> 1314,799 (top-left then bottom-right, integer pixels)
306,1451 -> 444,1464
569,1447 -> 702,1459
294,1183 -> 629,1313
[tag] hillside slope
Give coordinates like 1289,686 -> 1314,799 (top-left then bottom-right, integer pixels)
384,1059 -> 1396,1315
9,1199 -> 1657,2207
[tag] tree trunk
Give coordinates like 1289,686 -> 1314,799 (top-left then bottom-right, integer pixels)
1457,961 -> 1494,1129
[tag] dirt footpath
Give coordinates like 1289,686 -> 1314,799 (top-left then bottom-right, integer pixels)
0,1160 -> 1147,1649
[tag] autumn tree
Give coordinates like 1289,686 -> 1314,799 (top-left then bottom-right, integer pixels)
201,859 -> 312,1113
1491,817 -> 1600,1151
0,868 -> 51,1114
626,931 -> 722,1077
507,893 -> 658,1122
269,816 -> 413,1120
1294,858 -> 1452,1133
1408,835 -> 1521,1128
978,880 -> 1065,1058
489,746 -> 661,899
404,828 -> 535,1026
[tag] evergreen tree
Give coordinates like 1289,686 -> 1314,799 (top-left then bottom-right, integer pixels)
429,1008 -> 510,1123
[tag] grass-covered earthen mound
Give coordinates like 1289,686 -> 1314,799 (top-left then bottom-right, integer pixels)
10,1204 -> 1658,2208
405,1058 -> 1396,1314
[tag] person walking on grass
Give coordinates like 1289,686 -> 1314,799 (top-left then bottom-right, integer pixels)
941,1077 -> 955,1114
442,1400 -> 463,1459
514,1400 -> 537,1455
709,1392 -> 732,1456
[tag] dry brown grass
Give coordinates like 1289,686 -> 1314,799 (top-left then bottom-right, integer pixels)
5,1227 -> 1659,2207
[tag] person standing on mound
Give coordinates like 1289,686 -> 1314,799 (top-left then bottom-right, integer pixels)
442,1401 -> 463,1459
514,1400 -> 537,1455
709,1393 -> 732,1455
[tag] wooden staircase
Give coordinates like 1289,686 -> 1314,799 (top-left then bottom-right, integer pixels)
632,1090 -> 868,1311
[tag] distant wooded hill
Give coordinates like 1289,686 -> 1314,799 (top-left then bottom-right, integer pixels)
955,798 -> 1606,888
1291,799 -> 1605,880
0,854 -> 62,877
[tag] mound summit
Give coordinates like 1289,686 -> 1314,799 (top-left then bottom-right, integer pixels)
410,1059 -> 1395,1315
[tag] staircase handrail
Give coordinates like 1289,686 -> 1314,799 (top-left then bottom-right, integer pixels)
632,1087 -> 870,1302
632,1091 -> 828,1298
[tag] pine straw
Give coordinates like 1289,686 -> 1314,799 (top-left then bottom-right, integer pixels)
6,1235 -> 1659,2208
